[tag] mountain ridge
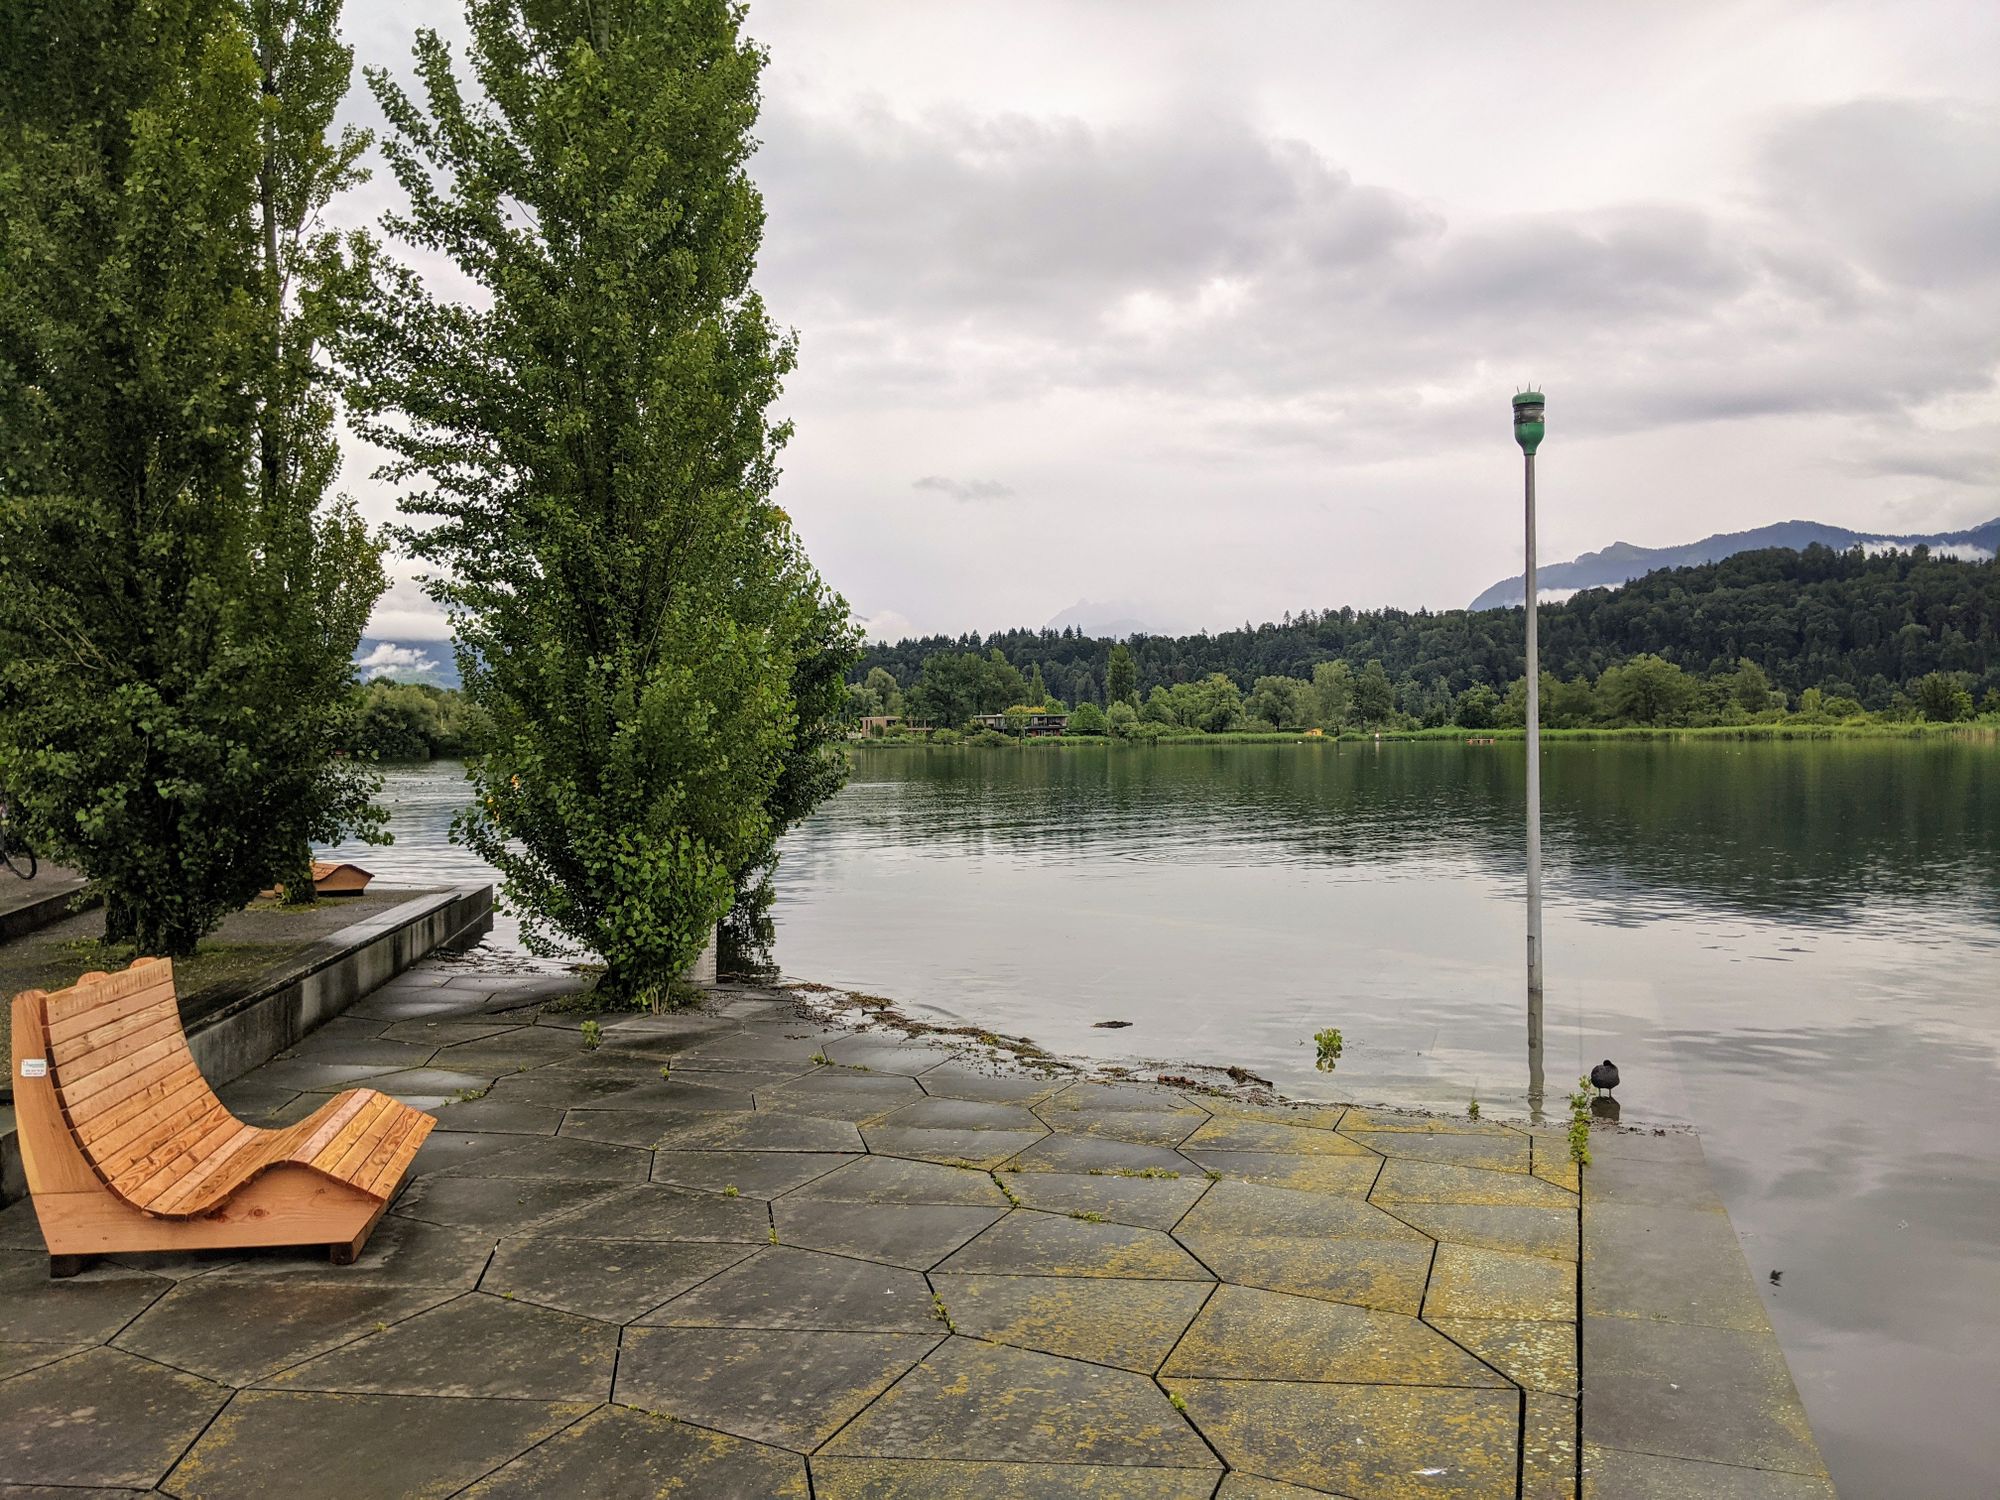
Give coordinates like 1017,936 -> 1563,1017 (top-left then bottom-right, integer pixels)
1470,517 -> 2000,610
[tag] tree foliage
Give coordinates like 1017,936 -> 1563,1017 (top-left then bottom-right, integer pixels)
857,547 -> 2000,719
0,0 -> 384,954
345,0 -> 850,999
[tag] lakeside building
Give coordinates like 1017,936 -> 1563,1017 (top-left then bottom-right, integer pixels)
972,711 -> 1071,737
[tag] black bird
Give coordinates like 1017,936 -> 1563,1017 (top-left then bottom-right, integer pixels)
1590,1059 -> 1621,1095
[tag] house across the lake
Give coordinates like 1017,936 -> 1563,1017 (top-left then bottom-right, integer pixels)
972,711 -> 1071,737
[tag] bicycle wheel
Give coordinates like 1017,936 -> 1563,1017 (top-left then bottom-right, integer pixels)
0,836 -> 33,880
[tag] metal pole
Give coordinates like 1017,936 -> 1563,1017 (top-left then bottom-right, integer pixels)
1524,449 -> 1545,1107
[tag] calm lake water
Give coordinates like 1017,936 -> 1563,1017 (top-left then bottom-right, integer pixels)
324,740 -> 2000,1496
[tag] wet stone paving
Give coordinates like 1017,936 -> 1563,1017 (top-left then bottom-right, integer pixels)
0,962 -> 1832,1498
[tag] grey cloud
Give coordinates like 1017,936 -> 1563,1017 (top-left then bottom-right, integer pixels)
1761,99 -> 2000,290
913,474 -> 1014,501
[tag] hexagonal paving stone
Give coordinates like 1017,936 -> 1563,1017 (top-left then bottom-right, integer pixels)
1181,1150 -> 1380,1196
168,1390 -> 588,1500
1341,1108 -> 1519,1135
772,1201 -> 1005,1270
348,1067 -> 497,1100
1002,1170 -> 1209,1230
821,1338 -> 1216,1468
863,1125 -> 1050,1169
914,1066 -> 1067,1104
391,1172 -> 623,1233
555,1107 -> 724,1149
1371,1160 -> 1577,1208
1180,1116 -> 1379,1156
929,1273 -> 1211,1372
438,1135 -> 653,1182
1179,1178 -> 1431,1243
1161,1284 -> 1506,1386
114,1278 -> 456,1385
758,1071 -> 928,1120
1422,1244 -> 1575,1321
878,1097 -> 1045,1132
618,1326 -> 939,1450
0,1252 -> 167,1345
637,1246 -> 939,1333
1034,1108 -> 1205,1147
573,1076 -> 769,1114
1389,1201 -> 1578,1261
266,1291 -> 615,1399
1344,1130 -> 1532,1172
430,1097 -> 566,1135
780,1155 -> 1010,1207
936,1211 -> 1212,1280
379,1018 -> 520,1046
434,1028 -> 594,1072
1003,1133 -> 1193,1177
482,1234 -> 754,1321
462,1404 -> 809,1497
1045,1082 -> 1197,1114
1174,1233 -> 1435,1314
205,1214 -> 496,1289
1525,1392 -> 1579,1498
0,1347 -> 228,1488
1175,1378 -> 1518,1497
813,1457 -> 1219,1498
1426,1316 -> 1578,1395
660,1112 -> 867,1154
0,1340 -> 85,1381
537,1182 -> 772,1242
653,1149 -> 858,1197
819,1039 -> 958,1075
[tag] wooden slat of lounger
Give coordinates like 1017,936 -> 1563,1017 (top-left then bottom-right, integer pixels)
52,1013 -> 187,1092
88,1078 -> 219,1186
326,1099 -> 410,1184
115,1103 -> 240,1202
296,1092 -> 373,1162
151,1121 -> 308,1217
56,1033 -> 192,1112
49,1004 -> 181,1073
354,1109 -> 433,1199
80,1061 -> 211,1155
44,973 -> 177,1043
313,1094 -> 395,1179
60,1056 -> 208,1167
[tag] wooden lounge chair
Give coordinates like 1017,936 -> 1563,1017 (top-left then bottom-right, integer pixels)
10,957 -> 435,1277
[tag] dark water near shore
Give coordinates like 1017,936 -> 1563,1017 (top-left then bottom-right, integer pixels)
325,740 -> 2000,1496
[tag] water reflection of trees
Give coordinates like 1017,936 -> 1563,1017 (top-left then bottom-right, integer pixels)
802,743 -> 2000,931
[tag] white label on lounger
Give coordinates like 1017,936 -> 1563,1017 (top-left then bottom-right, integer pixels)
20,1058 -> 46,1078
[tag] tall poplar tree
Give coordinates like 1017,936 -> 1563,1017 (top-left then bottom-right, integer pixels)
347,1 -> 853,1002
0,0 -> 383,954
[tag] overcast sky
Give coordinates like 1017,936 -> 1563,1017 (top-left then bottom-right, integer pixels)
339,0 -> 2000,644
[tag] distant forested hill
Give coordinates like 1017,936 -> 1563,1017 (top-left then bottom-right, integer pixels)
857,546 -> 2000,711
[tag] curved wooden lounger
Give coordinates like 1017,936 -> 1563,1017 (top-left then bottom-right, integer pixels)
10,957 -> 435,1277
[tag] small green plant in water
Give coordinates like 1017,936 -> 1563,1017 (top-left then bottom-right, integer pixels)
1313,1027 -> 1344,1072
1167,1390 -> 1188,1413
722,1185 -> 740,1198
990,1171 -> 1023,1208
1466,1097 -> 1481,1122
930,1294 -> 956,1332
809,1051 -> 831,1066
767,1225 -> 779,1244
1567,1077 -> 1593,1167
579,1020 -> 603,1050
659,1065 -> 673,1080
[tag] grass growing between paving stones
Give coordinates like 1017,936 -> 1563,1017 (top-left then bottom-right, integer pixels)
1567,1079 -> 1593,1167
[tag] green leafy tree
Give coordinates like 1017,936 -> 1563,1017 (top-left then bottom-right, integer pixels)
1452,684 -> 1499,729
862,666 -> 903,718
1066,701 -> 1108,735
1727,656 -> 1775,714
1140,685 -> 1176,725
1106,700 -> 1138,736
1025,663 -> 1049,708
1173,673 -> 1244,733
1351,661 -> 1396,725
0,0 -> 384,954
1598,654 -> 1697,726
1106,642 -> 1138,706
347,1 -> 847,1001
1913,671 -> 1973,723
1310,660 -> 1353,729
1246,675 -> 1313,729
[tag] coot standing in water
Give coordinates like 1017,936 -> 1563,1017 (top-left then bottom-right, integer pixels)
1589,1059 -> 1620,1096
